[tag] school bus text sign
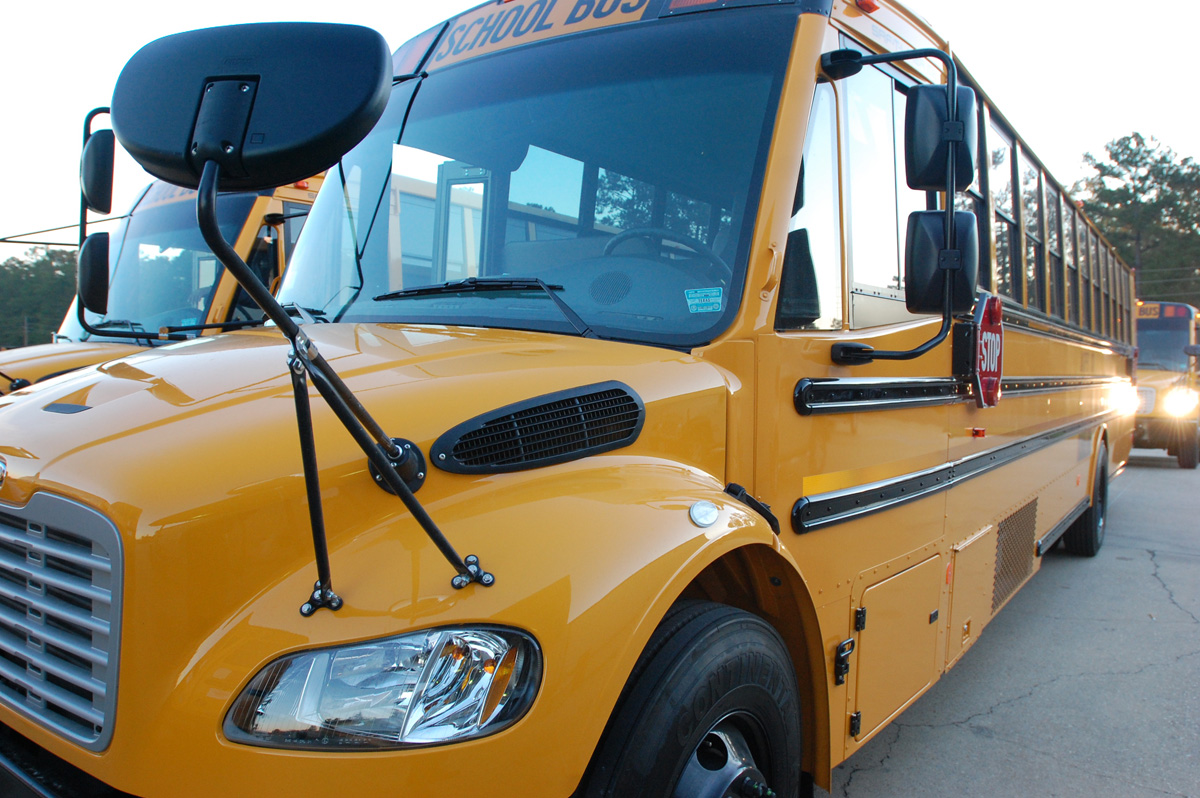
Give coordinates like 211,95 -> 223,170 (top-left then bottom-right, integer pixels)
428,0 -> 652,70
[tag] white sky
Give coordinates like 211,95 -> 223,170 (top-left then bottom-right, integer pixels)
1,0 -> 1196,260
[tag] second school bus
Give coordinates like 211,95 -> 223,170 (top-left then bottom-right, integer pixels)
1134,300 -> 1200,467
0,176 -> 320,395
0,1 -> 1136,795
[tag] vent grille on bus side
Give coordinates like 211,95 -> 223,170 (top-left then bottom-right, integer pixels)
993,498 -> 1037,612
0,494 -> 122,752
432,381 -> 645,474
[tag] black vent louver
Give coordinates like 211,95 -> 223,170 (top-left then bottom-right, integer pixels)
432,381 -> 644,474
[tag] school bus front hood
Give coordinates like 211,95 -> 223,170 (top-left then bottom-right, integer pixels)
0,341 -> 145,394
0,323 -> 751,795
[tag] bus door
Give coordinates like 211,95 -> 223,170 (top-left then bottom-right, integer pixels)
756,44 -> 950,752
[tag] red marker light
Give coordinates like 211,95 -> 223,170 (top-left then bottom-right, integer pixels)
856,0 -> 880,12
293,181 -> 309,190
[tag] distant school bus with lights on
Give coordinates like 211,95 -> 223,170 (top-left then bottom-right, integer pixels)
0,1 -> 1136,796
1134,300 -> 1200,467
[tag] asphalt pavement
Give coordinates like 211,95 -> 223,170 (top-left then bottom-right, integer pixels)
820,448 -> 1200,798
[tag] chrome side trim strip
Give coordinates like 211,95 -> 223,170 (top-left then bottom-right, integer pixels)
791,410 -> 1118,533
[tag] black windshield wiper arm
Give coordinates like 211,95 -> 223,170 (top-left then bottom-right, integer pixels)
374,277 -> 596,338
92,319 -> 142,331
283,304 -> 330,324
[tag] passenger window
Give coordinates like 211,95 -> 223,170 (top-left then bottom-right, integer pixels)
777,83 -> 841,331
843,63 -> 927,327
989,122 -> 1019,303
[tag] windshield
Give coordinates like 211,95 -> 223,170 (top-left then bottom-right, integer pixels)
279,12 -> 792,347
1137,315 -> 1194,372
59,184 -> 256,342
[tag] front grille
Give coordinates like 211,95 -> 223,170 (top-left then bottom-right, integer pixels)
432,381 -> 644,473
0,494 -> 122,751
1136,387 -> 1156,414
993,498 -> 1037,612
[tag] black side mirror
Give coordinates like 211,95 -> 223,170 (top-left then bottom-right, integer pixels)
905,84 -> 977,192
110,22 -> 390,191
905,211 -> 979,315
1185,344 -> 1200,358
80,128 -> 115,214
77,233 -> 110,315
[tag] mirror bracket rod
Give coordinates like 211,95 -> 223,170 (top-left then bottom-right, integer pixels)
196,160 -> 494,607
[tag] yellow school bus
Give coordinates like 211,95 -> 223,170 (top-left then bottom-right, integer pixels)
1134,300 -> 1200,467
0,1 -> 1136,796
0,176 -> 320,395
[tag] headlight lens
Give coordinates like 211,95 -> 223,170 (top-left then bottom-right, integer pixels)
225,627 -> 541,749
1164,387 -> 1200,418
1111,383 -> 1140,416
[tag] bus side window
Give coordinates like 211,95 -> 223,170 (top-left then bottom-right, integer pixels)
776,82 -> 841,330
843,63 -> 926,328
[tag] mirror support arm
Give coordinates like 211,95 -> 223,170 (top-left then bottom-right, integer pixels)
196,161 -> 493,607
824,47 -> 963,367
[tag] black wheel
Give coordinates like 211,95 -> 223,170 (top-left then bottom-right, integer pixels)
1176,427 -> 1199,469
1064,442 -> 1108,556
582,601 -> 801,798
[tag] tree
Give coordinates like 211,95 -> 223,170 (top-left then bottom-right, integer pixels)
1074,133 -> 1200,306
0,247 -> 77,349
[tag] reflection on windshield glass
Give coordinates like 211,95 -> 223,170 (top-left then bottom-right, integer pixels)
280,14 -> 790,347
59,185 -> 255,342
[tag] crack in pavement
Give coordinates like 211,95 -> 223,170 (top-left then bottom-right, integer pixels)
895,647 -> 1200,732
839,725 -> 901,798
1148,548 -> 1200,625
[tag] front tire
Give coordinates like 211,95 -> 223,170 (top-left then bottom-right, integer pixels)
1176,426 -> 1199,469
1064,441 -> 1108,556
583,601 -> 802,798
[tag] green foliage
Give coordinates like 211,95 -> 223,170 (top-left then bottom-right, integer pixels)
0,247 -> 76,349
1075,133 -> 1200,306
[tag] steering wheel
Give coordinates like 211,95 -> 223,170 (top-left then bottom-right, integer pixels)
603,227 -> 730,277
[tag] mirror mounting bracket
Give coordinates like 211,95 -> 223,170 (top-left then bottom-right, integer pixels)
195,160 -> 493,610
821,46 -> 967,367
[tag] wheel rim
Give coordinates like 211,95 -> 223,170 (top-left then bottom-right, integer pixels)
1095,470 -> 1107,543
673,713 -> 775,798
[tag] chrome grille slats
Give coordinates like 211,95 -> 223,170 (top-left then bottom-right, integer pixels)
0,524 -> 112,575
0,494 -> 122,751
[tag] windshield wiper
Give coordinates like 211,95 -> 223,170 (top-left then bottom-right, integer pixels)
283,304 -> 330,324
92,319 -> 142,331
373,277 -> 596,338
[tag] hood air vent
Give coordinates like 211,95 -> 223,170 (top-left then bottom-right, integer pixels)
432,381 -> 644,474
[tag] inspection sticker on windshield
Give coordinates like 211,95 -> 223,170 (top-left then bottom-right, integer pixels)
685,288 -> 723,314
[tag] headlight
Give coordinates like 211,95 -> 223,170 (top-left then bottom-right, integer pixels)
1164,387 -> 1200,418
225,627 -> 541,749
1111,383 -> 1140,416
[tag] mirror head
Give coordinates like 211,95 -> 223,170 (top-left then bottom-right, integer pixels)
77,232 -> 110,315
904,210 -> 979,315
80,129 -> 115,215
110,22 -> 391,191
905,84 -> 977,192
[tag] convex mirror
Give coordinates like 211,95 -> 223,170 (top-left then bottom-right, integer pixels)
80,128 -> 115,215
77,233 -> 110,315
